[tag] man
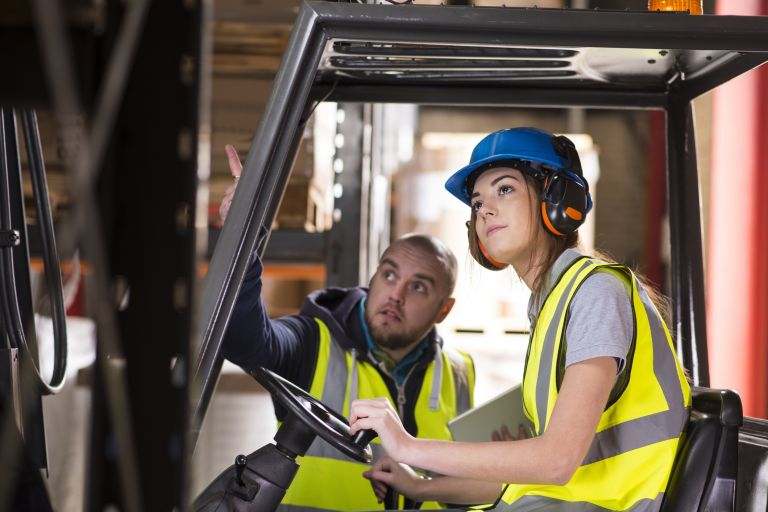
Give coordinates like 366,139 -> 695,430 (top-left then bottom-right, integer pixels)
220,145 -> 475,511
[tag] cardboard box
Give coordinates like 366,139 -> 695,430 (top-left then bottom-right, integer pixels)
275,179 -> 330,233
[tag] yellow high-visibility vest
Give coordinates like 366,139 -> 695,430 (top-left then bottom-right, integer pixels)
495,258 -> 691,512
279,318 -> 475,512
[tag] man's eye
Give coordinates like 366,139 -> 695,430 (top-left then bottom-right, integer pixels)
383,271 -> 395,281
412,282 -> 426,293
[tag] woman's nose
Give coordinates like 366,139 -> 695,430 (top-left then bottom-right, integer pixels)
479,202 -> 496,218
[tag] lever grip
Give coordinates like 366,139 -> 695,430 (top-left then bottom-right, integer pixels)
234,454 -> 248,486
384,486 -> 398,510
352,429 -> 378,447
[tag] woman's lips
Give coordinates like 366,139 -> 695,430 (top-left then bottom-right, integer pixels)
486,225 -> 506,237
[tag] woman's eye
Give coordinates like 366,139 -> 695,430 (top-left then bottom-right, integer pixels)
498,184 -> 514,195
471,201 -> 483,212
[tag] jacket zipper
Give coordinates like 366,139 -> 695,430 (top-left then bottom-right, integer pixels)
394,364 -> 419,418
368,352 -> 420,418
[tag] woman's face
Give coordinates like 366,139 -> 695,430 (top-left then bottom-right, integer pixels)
471,167 -> 540,268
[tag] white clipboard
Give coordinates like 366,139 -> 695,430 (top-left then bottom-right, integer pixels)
448,383 -> 534,442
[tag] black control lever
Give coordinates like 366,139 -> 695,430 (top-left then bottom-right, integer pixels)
234,454 -> 248,486
352,429 -> 377,448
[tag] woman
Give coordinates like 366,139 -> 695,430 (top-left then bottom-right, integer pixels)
349,127 -> 691,511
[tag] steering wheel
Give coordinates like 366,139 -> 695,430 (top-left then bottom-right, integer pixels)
251,367 -> 374,463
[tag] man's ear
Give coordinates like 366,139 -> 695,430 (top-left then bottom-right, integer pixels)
436,297 -> 456,323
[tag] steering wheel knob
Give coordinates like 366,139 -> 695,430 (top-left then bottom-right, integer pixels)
352,429 -> 378,448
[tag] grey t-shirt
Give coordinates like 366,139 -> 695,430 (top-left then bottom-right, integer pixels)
528,248 -> 633,373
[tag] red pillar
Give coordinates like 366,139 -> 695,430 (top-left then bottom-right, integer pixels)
708,0 -> 768,417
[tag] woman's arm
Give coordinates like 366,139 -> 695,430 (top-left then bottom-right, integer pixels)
350,356 -> 617,488
364,458 -> 503,505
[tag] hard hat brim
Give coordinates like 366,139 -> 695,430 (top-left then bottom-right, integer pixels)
444,152 -> 563,206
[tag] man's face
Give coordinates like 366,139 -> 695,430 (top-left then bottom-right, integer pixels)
364,243 -> 453,352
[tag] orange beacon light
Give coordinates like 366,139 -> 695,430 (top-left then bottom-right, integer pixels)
648,0 -> 703,14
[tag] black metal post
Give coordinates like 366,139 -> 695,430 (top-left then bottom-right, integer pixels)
87,0 -> 205,508
666,95 -> 710,386
191,2 -> 327,440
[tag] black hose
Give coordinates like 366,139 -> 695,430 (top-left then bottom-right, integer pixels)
0,108 -> 67,394
21,109 -> 67,393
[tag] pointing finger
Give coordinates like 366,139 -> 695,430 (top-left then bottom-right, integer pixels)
225,144 -> 243,178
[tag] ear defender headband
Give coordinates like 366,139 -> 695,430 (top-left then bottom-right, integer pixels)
540,135 -> 593,237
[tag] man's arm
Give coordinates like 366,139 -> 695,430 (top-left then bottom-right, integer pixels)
220,248 -> 320,391
218,144 -> 319,389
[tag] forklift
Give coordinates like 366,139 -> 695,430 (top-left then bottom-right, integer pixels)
191,2 -> 768,511
2,1 -> 767,511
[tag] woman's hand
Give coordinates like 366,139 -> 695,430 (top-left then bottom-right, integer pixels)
349,398 -> 414,462
219,144 -> 242,223
491,423 -> 530,442
363,457 -> 425,503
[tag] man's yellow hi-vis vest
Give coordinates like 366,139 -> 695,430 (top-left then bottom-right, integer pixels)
279,318 -> 475,512
495,258 -> 691,512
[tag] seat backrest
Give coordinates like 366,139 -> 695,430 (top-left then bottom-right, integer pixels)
660,387 -> 742,512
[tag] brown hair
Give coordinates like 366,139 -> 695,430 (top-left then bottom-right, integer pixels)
466,171 -> 672,321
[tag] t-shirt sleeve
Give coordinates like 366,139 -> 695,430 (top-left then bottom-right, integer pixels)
564,270 -> 633,372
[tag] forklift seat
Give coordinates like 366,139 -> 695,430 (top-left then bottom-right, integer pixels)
659,387 -> 742,512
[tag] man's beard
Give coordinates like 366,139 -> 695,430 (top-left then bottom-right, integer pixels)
368,324 -> 415,351
364,307 -> 438,352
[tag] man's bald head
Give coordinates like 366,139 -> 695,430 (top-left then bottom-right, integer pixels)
381,234 -> 458,296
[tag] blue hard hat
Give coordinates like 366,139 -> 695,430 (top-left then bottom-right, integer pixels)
444,127 -> 568,206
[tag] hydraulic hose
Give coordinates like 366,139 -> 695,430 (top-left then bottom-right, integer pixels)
0,108 -> 67,394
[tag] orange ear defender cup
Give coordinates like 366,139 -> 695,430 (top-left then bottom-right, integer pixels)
478,240 -> 509,269
541,202 -> 565,236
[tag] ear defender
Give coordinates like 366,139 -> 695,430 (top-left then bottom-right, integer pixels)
539,136 -> 592,237
479,240 -> 509,269
466,221 -> 508,270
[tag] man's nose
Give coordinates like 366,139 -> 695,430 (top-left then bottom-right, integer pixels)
389,283 -> 406,303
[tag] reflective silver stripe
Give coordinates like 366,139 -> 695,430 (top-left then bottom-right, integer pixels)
321,335 -> 348,416
494,492 -> 664,511
579,272 -> 689,465
305,335 -> 350,461
635,278 -> 687,413
349,348 -> 359,405
582,408 -> 688,465
535,259 -> 594,431
430,344 -> 443,411
446,348 -> 472,414
308,337 -> 386,463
